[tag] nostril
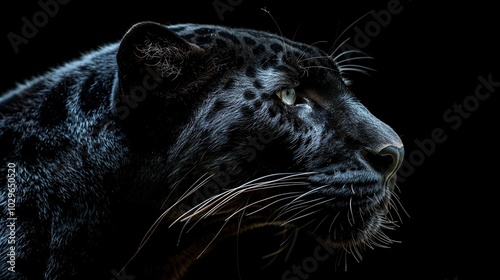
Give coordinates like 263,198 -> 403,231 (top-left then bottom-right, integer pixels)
379,146 -> 404,178
363,145 -> 404,179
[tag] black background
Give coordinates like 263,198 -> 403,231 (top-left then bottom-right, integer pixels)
1,0 -> 498,279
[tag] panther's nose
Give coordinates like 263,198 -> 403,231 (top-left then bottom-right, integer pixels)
364,145 -> 404,180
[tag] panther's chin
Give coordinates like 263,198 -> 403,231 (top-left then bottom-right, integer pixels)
292,179 -> 398,252
318,210 -> 394,249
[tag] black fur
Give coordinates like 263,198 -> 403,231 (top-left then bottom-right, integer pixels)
0,21 -> 404,279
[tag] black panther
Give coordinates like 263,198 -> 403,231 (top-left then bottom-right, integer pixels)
0,21 -> 404,279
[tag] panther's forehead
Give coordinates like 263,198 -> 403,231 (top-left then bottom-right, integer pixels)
169,23 -> 330,69
167,23 -> 343,104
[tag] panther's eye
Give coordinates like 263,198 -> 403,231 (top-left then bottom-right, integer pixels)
276,88 -> 297,106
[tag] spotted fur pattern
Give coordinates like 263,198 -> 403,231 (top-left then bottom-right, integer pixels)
0,21 -> 404,279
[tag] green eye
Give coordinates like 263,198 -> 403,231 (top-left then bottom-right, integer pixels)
276,88 -> 297,106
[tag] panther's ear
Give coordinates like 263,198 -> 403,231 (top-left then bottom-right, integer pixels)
116,21 -> 206,99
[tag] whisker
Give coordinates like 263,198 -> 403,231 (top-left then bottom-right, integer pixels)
280,228 -> 298,248
338,64 -> 376,72
282,197 -> 335,226
231,192 -> 303,218
391,190 -> 410,219
119,172 -> 213,274
312,214 -> 331,235
196,216 -> 231,259
358,206 -> 365,225
297,54 -> 331,64
273,184 -> 329,219
172,172 -> 315,232
297,218 -> 318,231
337,67 -> 370,75
350,241 -> 364,262
347,198 -> 355,227
282,209 -> 323,226
331,49 -> 369,64
370,230 -> 393,249
303,65 -> 338,72
184,181 -> 310,223
328,37 -> 351,61
329,212 -> 341,233
138,173 -> 214,249
328,10 -> 374,57
296,41 -> 330,63
335,55 -> 374,66
235,202 -> 246,280
260,8 -> 288,57
386,199 -> 400,223
272,197 -> 324,222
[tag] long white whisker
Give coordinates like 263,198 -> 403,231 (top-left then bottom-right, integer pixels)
139,173 -> 214,248
335,56 -> 374,66
337,67 -> 370,75
296,218 -> 319,231
120,172 -> 213,274
329,10 -> 374,56
228,192 -> 303,219
297,41 -> 330,62
272,197 -> 324,221
329,212 -> 341,233
186,181 -> 310,223
282,197 -> 336,226
282,209 -> 323,226
177,173 -> 315,217
172,172 -> 315,232
297,54 -> 331,63
332,49 -> 370,63
329,37 -> 351,61
312,214 -> 331,235
261,8 -> 287,55
348,198 -> 354,226
303,65 -> 338,72
235,201 -> 246,280
338,64 -> 376,72
273,184 -> 329,219
391,191 -> 410,219
196,217 -> 231,259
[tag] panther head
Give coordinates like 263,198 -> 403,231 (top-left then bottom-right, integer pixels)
115,21 -> 404,277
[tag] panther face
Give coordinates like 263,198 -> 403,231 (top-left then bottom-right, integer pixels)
0,20 -> 404,280
116,21 -> 404,270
